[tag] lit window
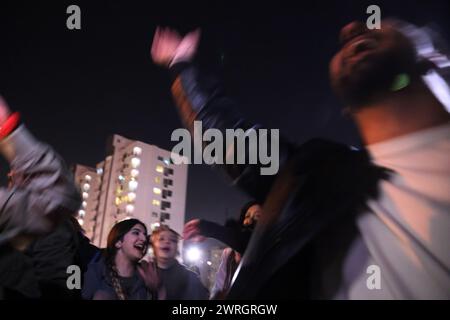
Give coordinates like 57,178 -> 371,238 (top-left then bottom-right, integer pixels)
133,146 -> 142,156
84,175 -> 92,182
126,204 -> 134,214
130,169 -> 139,178
156,165 -> 164,173
153,187 -> 162,195
82,192 -> 89,200
128,180 -> 138,191
83,183 -> 90,192
77,219 -> 84,226
151,222 -> 160,231
154,177 -> 161,183
131,157 -> 141,168
97,168 -> 103,175
118,175 -> 125,181
152,199 -> 160,206
127,192 -> 136,202
115,197 -> 121,206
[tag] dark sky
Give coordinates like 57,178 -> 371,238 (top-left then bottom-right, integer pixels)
1,1 -> 449,225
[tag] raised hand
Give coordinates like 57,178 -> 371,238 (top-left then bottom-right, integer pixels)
0,96 -> 12,125
183,219 -> 206,243
151,26 -> 201,67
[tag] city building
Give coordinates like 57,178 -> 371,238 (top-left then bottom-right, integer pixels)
73,134 -> 188,248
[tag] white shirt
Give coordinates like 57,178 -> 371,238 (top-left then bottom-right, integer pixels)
341,122 -> 450,299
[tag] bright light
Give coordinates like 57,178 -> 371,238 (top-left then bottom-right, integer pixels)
152,199 -> 160,206
127,192 -> 136,202
133,146 -> 142,156
130,169 -> 139,178
131,157 -> 141,168
97,168 -> 103,175
153,187 -> 161,195
82,201 -> 87,208
84,175 -> 92,182
126,204 -> 134,214
156,165 -> 163,173
154,176 -> 161,183
118,175 -> 125,181
77,219 -> 84,226
83,183 -> 90,192
206,261 -> 212,266
163,158 -> 170,166
151,222 -> 160,231
82,192 -> 89,200
78,210 -> 85,217
186,247 -> 201,262
128,180 -> 138,191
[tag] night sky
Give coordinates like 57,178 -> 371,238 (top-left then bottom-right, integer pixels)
1,1 -> 449,226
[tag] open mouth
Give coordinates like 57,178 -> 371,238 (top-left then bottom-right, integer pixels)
134,243 -> 145,251
160,247 -> 171,254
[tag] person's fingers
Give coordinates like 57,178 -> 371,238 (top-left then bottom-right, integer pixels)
187,28 -> 201,45
151,27 -> 160,52
192,235 -> 206,243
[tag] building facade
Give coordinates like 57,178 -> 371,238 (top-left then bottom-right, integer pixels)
74,134 -> 188,248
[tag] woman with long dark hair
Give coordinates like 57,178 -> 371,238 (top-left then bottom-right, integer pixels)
82,218 -> 159,300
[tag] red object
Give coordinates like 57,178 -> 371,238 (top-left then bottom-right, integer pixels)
0,112 -> 21,140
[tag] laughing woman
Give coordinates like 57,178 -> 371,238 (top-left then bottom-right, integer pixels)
82,219 -> 159,300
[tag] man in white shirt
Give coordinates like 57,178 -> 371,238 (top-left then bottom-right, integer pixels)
150,20 -> 450,299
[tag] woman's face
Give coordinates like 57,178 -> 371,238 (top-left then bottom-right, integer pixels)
153,230 -> 178,261
243,204 -> 262,226
115,223 -> 148,262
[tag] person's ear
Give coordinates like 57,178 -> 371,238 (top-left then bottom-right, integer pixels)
115,240 -> 123,249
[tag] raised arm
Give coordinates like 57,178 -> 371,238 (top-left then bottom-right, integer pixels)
151,27 -> 294,202
0,97 -> 81,249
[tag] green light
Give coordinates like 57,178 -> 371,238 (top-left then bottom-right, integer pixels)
391,73 -> 410,92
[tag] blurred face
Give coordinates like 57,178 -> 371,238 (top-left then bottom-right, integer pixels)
330,21 -> 418,109
115,224 -> 148,262
153,230 -> 178,261
243,204 -> 262,226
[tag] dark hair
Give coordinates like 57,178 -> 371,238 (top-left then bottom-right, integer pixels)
238,200 -> 261,225
104,218 -> 148,300
105,218 -> 148,262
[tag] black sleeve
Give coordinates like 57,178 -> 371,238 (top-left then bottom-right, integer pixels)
199,220 -> 252,254
169,62 -> 295,203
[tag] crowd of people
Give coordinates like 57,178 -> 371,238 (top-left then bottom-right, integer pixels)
0,18 -> 449,300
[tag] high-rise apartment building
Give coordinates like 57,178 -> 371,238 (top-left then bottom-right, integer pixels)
73,134 -> 188,248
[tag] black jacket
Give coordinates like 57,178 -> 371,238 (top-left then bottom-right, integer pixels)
169,63 -> 390,299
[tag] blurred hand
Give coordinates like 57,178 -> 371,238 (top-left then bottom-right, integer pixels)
183,219 -> 206,242
137,260 -> 161,292
151,26 -> 201,67
0,96 -> 12,125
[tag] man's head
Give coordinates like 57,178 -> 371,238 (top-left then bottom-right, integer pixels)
329,20 -> 434,111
